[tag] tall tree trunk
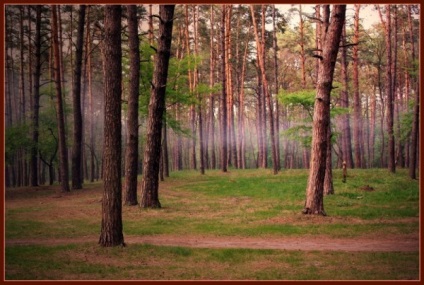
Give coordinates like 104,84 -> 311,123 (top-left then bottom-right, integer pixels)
30,6 -> 42,187
220,5 -> 228,172
208,5 -> 216,169
408,6 -> 419,179
238,29 -> 250,170
340,25 -> 354,168
51,5 -> 70,192
353,4 -> 364,168
83,6 -> 96,183
99,5 -> 124,247
124,5 -> 140,206
71,5 -> 86,190
19,6 -> 26,123
299,5 -> 306,88
184,5 -> 196,171
385,5 -> 395,173
303,5 -> 345,215
194,6 -> 205,175
225,5 -> 237,169
250,4 -> 278,174
140,5 -> 175,208
272,5 -> 281,170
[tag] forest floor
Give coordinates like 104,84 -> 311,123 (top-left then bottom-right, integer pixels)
5,231 -> 419,252
5,169 -> 420,280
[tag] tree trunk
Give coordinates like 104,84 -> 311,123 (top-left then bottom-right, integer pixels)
324,122 -> 334,195
19,6 -> 26,124
124,5 -> 140,206
408,6 -> 419,179
220,5 -> 228,172
353,4 -> 364,168
384,5 -> 395,173
140,5 -> 175,208
272,5 -> 281,170
208,5 -> 216,169
71,5 -> 86,190
238,28 -> 250,170
299,5 -> 306,88
250,4 -> 278,174
99,5 -> 124,247
303,5 -> 345,215
51,5 -> 70,192
340,24 -> 354,169
30,6 -> 42,187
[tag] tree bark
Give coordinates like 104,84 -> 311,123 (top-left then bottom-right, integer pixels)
71,5 -> 86,190
340,24 -> 354,169
220,5 -> 228,172
51,5 -> 70,192
303,5 -> 345,215
238,28 -> 250,170
208,5 -> 216,169
140,5 -> 175,208
99,5 -> 124,247
124,5 -> 140,206
353,4 -> 364,169
272,5 -> 281,170
250,4 -> 278,174
408,6 -> 419,179
30,6 -> 42,187
385,5 -> 395,173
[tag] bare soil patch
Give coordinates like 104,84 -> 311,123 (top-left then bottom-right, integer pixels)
6,233 -> 418,252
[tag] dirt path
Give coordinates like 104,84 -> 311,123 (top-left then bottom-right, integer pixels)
6,234 -> 419,252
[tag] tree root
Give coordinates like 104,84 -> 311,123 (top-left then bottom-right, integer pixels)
302,208 -> 327,216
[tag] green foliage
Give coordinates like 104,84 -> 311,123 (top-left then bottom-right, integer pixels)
283,125 -> 312,148
398,103 -> 415,143
5,123 -> 32,165
38,105 -> 59,164
279,89 -> 315,111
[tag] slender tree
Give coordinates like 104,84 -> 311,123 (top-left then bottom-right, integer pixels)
385,5 -> 395,173
99,5 -> 124,247
340,24 -> 354,168
353,4 -> 364,168
250,4 -> 278,174
124,5 -> 140,205
51,5 -> 70,192
408,5 -> 419,179
208,5 -> 216,169
30,6 -> 42,187
220,5 -> 228,172
71,5 -> 86,190
140,5 -> 175,208
303,5 -> 345,215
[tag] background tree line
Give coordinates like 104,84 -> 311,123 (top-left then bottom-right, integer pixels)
4,4 -> 420,191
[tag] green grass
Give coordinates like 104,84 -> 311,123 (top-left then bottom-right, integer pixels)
5,168 -> 419,280
5,243 -> 418,280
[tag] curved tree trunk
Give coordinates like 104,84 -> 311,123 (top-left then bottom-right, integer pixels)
303,5 -> 345,215
140,5 -> 175,208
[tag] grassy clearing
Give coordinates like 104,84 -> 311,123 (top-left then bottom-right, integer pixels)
5,168 -> 419,280
5,243 -> 419,280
